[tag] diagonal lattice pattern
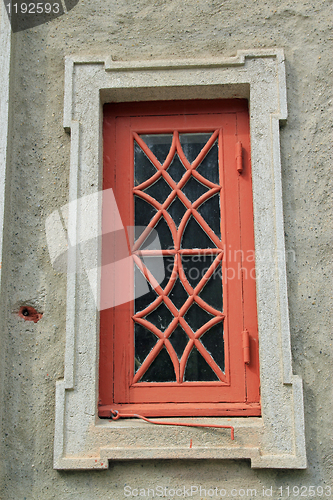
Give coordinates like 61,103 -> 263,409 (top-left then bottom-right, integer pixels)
132,131 -> 225,383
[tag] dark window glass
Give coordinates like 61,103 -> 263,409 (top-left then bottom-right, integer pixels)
181,217 -> 216,249
138,256 -> 174,291
134,323 -> 158,372
198,264 -> 223,312
167,196 -> 188,228
141,347 -> 176,382
179,133 -> 212,164
200,322 -> 224,372
140,134 -> 173,165
134,142 -> 157,186
153,217 -> 174,250
181,255 -> 215,288
138,218 -> 174,250
167,153 -> 187,183
196,141 -> 219,184
168,325 -> 189,360
134,196 -> 157,237
197,194 -> 221,238
168,278 -> 189,310
182,176 -> 209,203
145,302 -> 174,332
184,347 -> 219,381
144,176 -> 172,204
184,302 -> 214,331
134,263 -> 158,313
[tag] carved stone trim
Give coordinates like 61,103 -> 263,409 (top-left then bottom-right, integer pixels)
54,49 -> 306,470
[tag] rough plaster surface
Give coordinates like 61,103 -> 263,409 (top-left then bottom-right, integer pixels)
0,0 -> 332,498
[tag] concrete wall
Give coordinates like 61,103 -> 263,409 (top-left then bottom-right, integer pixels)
0,0 -> 332,498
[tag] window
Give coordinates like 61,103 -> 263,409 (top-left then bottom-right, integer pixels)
54,51 -> 306,469
99,100 -> 260,417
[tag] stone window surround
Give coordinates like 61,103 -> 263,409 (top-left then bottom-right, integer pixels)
54,49 -> 307,470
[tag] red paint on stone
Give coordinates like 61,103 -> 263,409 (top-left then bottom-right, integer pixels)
18,306 -> 43,323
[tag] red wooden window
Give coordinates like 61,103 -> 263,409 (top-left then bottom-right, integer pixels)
99,100 -> 260,417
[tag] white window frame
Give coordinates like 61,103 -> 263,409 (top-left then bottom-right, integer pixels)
53,49 -> 306,469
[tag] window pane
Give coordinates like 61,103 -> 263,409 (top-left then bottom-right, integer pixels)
181,217 -> 216,249
181,255 -> 216,288
198,264 -> 223,312
197,194 -> 221,239
134,196 -> 157,235
168,325 -> 188,360
196,141 -> 219,184
139,134 -> 173,165
184,347 -> 219,381
138,218 -> 174,250
200,322 -> 225,372
134,142 -> 157,186
152,217 -> 174,250
145,302 -> 173,332
140,347 -> 176,382
167,153 -> 187,183
137,256 -> 174,291
144,176 -> 172,204
135,323 -> 158,372
182,176 -> 209,203
184,302 -> 214,332
134,263 -> 158,313
179,133 -> 212,164
168,278 -> 188,310
167,196 -> 187,228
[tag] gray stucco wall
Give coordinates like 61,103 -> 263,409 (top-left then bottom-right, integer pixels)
0,1 -> 332,498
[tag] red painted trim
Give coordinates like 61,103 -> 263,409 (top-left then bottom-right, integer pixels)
99,402 -> 261,418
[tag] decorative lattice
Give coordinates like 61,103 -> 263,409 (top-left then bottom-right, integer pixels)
132,131 -> 225,383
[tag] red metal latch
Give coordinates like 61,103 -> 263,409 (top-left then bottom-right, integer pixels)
242,329 -> 250,364
236,141 -> 243,173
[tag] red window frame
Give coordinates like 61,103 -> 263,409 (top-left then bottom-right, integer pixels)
99,99 -> 260,418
